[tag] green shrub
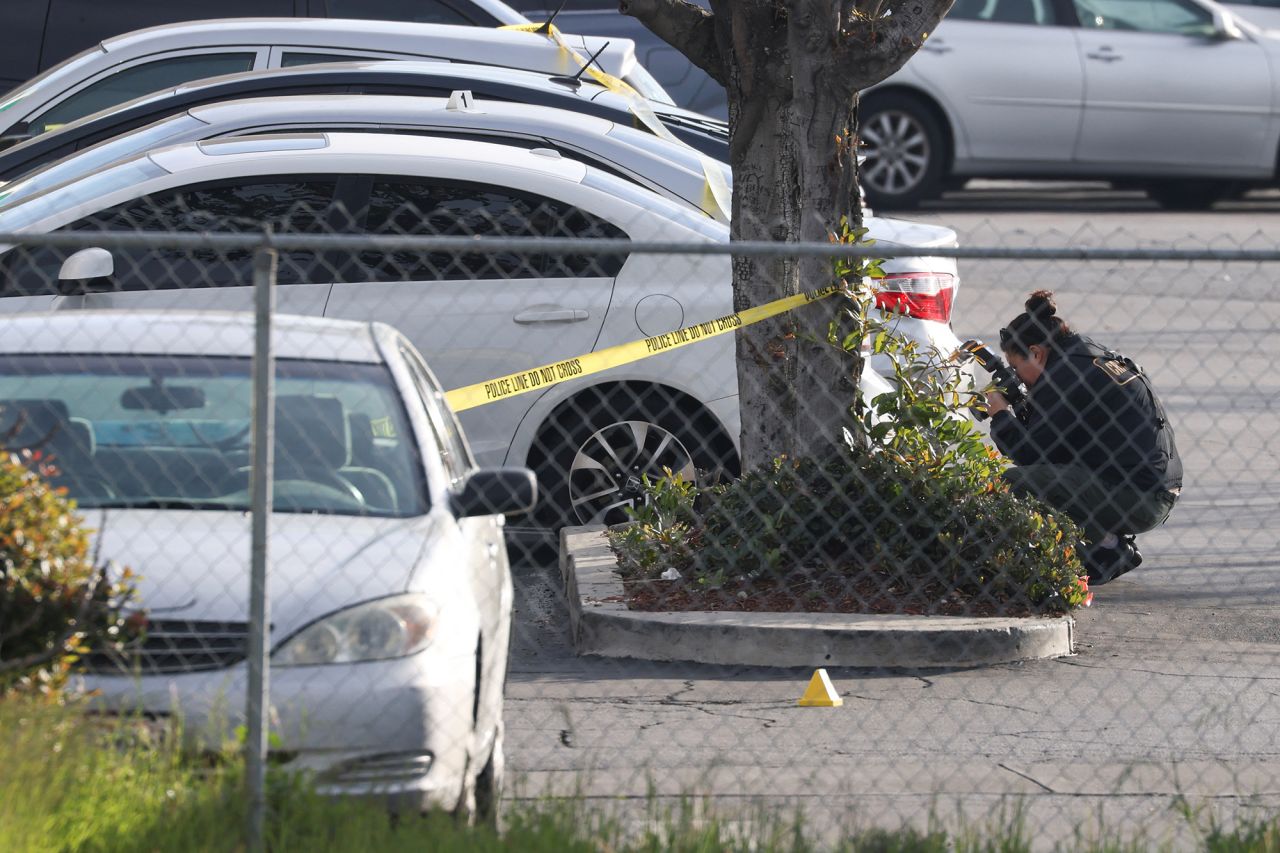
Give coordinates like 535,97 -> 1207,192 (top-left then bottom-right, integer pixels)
0,453 -> 135,697
692,439 -> 1087,613
608,470 -> 700,583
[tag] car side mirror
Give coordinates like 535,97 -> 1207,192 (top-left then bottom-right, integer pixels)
451,467 -> 538,518
56,247 -> 116,294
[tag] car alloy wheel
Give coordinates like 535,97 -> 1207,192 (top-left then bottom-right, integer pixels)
858,95 -> 947,209
862,109 -> 932,199
568,419 -> 697,525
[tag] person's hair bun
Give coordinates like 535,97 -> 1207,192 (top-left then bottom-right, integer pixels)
1025,289 -> 1057,321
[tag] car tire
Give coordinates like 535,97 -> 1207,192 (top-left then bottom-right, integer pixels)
859,95 -> 947,209
474,721 -> 504,830
452,762 -> 477,825
528,384 -> 737,530
1145,181 -> 1228,210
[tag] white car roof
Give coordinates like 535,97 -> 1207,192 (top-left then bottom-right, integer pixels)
147,131 -> 590,182
164,57 -> 615,100
64,18 -> 641,94
0,311 -> 392,363
186,93 -> 618,139
0,120 -> 741,253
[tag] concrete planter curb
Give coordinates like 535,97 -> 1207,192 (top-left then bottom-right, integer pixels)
560,525 -> 1075,669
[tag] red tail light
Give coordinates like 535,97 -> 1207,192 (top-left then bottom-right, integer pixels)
874,273 -> 956,323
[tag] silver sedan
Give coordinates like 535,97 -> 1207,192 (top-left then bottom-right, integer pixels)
863,0 -> 1280,209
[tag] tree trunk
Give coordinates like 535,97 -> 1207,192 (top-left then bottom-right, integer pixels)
621,0 -> 955,469
721,3 -> 862,465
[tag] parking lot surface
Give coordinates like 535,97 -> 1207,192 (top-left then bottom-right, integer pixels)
504,193 -> 1280,845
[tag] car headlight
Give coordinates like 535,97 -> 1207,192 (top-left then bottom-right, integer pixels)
272,594 -> 436,666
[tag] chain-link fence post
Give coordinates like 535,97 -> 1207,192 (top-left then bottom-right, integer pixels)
245,244 -> 277,852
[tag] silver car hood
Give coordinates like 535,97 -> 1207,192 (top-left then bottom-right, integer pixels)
90,509 -> 436,638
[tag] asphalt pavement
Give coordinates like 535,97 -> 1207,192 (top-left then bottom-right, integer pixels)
502,186 -> 1280,849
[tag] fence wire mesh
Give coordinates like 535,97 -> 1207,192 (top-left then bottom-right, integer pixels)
1,194 -> 1278,849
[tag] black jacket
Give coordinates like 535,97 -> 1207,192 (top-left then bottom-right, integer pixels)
990,334 -> 1182,493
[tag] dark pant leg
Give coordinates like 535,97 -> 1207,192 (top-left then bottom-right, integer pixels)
1002,464 -> 1131,542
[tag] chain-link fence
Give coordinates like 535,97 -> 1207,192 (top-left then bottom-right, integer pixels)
2,195 -> 1279,849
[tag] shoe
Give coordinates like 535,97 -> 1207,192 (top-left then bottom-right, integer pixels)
1083,536 -> 1143,585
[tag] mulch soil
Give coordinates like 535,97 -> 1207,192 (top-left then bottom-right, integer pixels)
622,568 -> 1038,618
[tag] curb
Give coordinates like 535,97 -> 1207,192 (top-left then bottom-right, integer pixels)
560,525 -> 1075,669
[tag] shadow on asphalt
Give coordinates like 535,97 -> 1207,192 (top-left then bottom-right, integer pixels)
878,184 -> 1280,215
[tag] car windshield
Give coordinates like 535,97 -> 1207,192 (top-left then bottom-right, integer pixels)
0,115 -> 202,211
621,65 -> 675,106
0,354 -> 429,517
0,156 -> 167,229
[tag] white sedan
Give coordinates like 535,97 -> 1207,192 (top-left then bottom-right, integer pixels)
863,0 -> 1280,208
0,17 -> 671,146
0,309 -> 534,816
0,132 -> 960,530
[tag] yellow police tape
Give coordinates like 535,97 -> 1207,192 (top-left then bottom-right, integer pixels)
499,22 -> 732,224
444,284 -> 840,412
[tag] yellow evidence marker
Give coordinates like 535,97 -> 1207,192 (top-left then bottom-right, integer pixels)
797,668 -> 843,707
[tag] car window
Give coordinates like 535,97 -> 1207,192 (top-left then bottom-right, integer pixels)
1073,0 -> 1213,32
39,0 -> 288,75
0,354 -> 429,517
280,51 -> 422,68
399,343 -> 474,485
948,0 -> 1058,24
73,177 -> 335,289
347,176 -> 627,281
0,157 -> 166,297
322,0 -> 493,25
26,53 -> 257,136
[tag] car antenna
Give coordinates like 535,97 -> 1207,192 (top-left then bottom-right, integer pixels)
549,41 -> 610,90
536,0 -> 569,34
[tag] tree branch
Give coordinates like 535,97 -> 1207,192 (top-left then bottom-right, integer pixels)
837,0 -> 954,86
620,0 -> 728,87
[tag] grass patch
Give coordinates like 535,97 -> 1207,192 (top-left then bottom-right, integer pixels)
4,698 -> 1280,852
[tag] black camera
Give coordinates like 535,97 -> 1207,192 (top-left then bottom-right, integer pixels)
952,339 -> 1029,420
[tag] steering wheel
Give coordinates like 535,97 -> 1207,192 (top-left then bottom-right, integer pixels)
214,468 -> 366,509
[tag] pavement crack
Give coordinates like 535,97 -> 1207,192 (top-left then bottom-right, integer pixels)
998,762 -> 1056,794
1057,658 -> 1280,682
957,698 -> 1035,713
660,680 -> 697,705
684,705 -> 779,725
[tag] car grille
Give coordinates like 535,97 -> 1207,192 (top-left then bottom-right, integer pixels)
84,619 -> 250,675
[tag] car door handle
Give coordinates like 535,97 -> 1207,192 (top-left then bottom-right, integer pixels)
1086,50 -> 1123,62
920,39 -> 952,54
513,308 -> 589,324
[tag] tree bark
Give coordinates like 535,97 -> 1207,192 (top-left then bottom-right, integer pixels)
623,0 -> 954,468
618,0 -> 727,85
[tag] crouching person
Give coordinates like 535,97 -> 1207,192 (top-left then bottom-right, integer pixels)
986,290 -> 1182,584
